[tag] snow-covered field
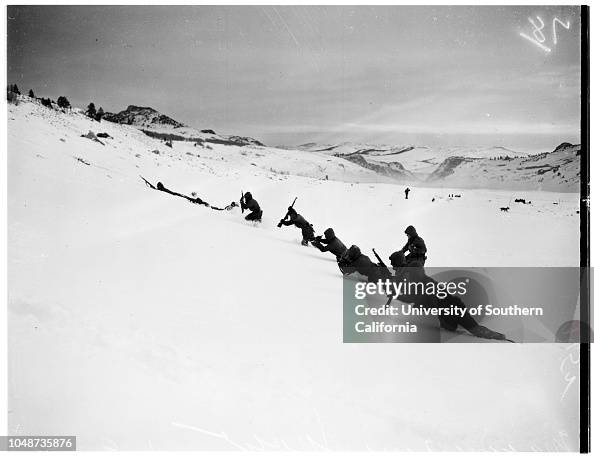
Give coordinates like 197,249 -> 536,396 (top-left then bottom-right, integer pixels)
8,100 -> 580,450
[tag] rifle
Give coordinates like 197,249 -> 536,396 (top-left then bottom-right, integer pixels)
277,197 -> 297,227
240,191 -> 244,214
372,248 -> 394,308
139,175 -> 157,190
372,248 -> 388,269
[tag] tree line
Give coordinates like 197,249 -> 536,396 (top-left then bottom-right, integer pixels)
7,83 -> 106,122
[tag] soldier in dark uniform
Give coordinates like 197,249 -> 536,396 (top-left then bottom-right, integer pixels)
339,245 -> 387,283
277,207 -> 315,245
312,228 -> 347,259
240,192 -> 263,222
387,250 -> 507,341
401,225 -> 427,267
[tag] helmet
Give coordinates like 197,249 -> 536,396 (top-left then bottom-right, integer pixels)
389,251 -> 406,268
347,245 -> 361,260
324,228 -> 335,240
244,192 -> 252,201
287,206 -> 296,214
404,225 -> 417,236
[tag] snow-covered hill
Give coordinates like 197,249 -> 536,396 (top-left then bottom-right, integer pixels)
104,104 -> 186,129
8,98 -> 580,450
294,141 -> 579,191
296,142 -> 523,159
104,104 -> 264,147
426,143 -> 580,192
295,142 -> 527,175
11,99 -> 410,185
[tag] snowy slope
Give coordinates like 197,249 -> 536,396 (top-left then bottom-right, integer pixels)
10,100 -> 408,186
8,99 -> 580,450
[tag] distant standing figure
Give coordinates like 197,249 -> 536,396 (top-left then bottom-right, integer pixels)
404,187 -> 410,199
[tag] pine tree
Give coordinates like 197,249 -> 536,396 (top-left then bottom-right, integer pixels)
86,102 -> 96,119
13,84 -> 20,95
28,89 -> 35,98
7,85 -> 17,104
57,96 -> 71,109
95,107 -> 104,122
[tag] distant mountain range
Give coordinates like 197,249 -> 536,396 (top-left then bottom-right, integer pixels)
60,103 -> 582,191
424,142 -> 580,192
291,141 -> 580,191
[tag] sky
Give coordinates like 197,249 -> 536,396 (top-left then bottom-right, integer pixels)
7,5 -> 583,151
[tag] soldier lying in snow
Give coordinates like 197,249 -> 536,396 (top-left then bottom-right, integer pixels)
338,245 -> 386,282
340,246 -> 508,341
312,228 -> 347,259
140,176 -> 237,211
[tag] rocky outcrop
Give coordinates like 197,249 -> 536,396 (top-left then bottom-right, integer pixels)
553,142 -> 577,153
427,156 -> 475,180
104,104 -> 265,147
104,105 -> 185,129
342,154 -> 415,180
